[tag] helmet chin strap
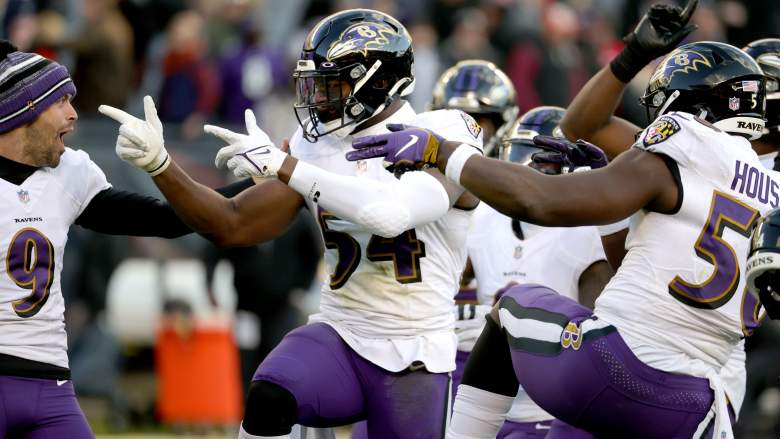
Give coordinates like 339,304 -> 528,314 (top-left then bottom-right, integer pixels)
336,76 -> 415,138
331,62 -> 415,139
656,90 -> 681,117
372,77 -> 414,116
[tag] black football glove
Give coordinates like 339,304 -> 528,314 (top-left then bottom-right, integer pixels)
610,0 -> 698,83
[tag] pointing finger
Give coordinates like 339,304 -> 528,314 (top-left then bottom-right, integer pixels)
352,134 -> 387,149
143,96 -> 163,134
204,125 -> 241,144
346,145 -> 387,161
244,109 -> 261,137
98,104 -> 137,125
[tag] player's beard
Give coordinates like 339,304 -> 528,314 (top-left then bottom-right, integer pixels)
22,124 -> 61,168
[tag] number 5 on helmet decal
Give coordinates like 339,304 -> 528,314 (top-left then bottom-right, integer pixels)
669,191 -> 759,309
6,228 -> 55,318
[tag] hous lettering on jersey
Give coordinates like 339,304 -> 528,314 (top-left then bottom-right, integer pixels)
731,160 -> 780,207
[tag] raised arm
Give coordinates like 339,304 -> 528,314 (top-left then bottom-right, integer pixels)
151,163 -> 303,246
207,113 -> 474,239
453,147 -> 674,226
347,128 -> 678,227
98,97 -> 303,247
560,0 -> 698,157
74,178 -> 255,239
560,67 -> 641,158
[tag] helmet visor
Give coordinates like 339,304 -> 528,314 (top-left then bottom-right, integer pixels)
500,141 -> 544,164
294,70 -> 351,124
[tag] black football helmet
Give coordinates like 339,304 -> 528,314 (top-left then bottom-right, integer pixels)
429,60 -> 518,156
498,106 -> 566,174
640,41 -> 767,140
744,38 -> 780,142
747,208 -> 780,320
293,9 -> 415,142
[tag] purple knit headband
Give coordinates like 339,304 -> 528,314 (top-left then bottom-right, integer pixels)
0,51 -> 77,133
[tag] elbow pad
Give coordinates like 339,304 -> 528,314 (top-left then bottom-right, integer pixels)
357,202 -> 412,238
288,161 -> 450,237
356,171 -> 450,238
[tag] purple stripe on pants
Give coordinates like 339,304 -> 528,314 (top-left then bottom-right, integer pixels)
498,284 -> 715,439
252,322 -> 450,438
0,376 -> 93,438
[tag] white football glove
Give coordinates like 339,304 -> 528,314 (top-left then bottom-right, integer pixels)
98,96 -> 170,176
205,109 -> 287,179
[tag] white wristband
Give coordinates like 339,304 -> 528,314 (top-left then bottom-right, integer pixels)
445,144 -> 480,185
147,152 -> 170,177
597,218 -> 630,236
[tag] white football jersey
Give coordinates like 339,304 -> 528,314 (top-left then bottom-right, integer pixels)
0,148 -> 110,368
759,151 -> 777,170
596,111 -> 772,379
466,201 -> 606,423
467,203 -> 606,305
291,102 -> 483,373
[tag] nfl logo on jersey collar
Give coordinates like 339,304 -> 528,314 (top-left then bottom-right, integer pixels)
16,189 -> 29,204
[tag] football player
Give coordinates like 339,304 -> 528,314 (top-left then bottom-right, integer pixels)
558,3 -> 779,429
429,60 -> 518,157
743,38 -> 780,170
0,41 -> 253,438
100,9 -> 483,439
349,58 -> 518,439
467,106 -> 612,438
347,40 -> 770,439
433,59 -> 517,398
746,209 -> 780,321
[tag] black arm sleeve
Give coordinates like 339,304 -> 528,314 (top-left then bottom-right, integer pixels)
74,178 -> 255,238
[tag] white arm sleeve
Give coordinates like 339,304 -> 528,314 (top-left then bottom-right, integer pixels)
288,160 -> 450,238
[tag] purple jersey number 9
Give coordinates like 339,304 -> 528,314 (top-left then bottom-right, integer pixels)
6,228 -> 55,318
317,207 -> 426,289
668,191 -> 763,332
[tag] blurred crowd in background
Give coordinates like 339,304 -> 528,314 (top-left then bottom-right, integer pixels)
2,0 -> 780,436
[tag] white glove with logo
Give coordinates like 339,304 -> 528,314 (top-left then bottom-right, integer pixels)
98,96 -> 170,176
205,109 -> 287,179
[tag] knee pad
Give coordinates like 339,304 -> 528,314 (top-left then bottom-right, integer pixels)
242,380 -> 298,436
449,384 -> 514,438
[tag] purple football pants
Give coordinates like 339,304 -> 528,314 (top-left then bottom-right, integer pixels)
252,322 -> 450,438
497,284 -> 723,439
495,419 -> 553,438
0,376 -> 93,438
353,348 -> 466,439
